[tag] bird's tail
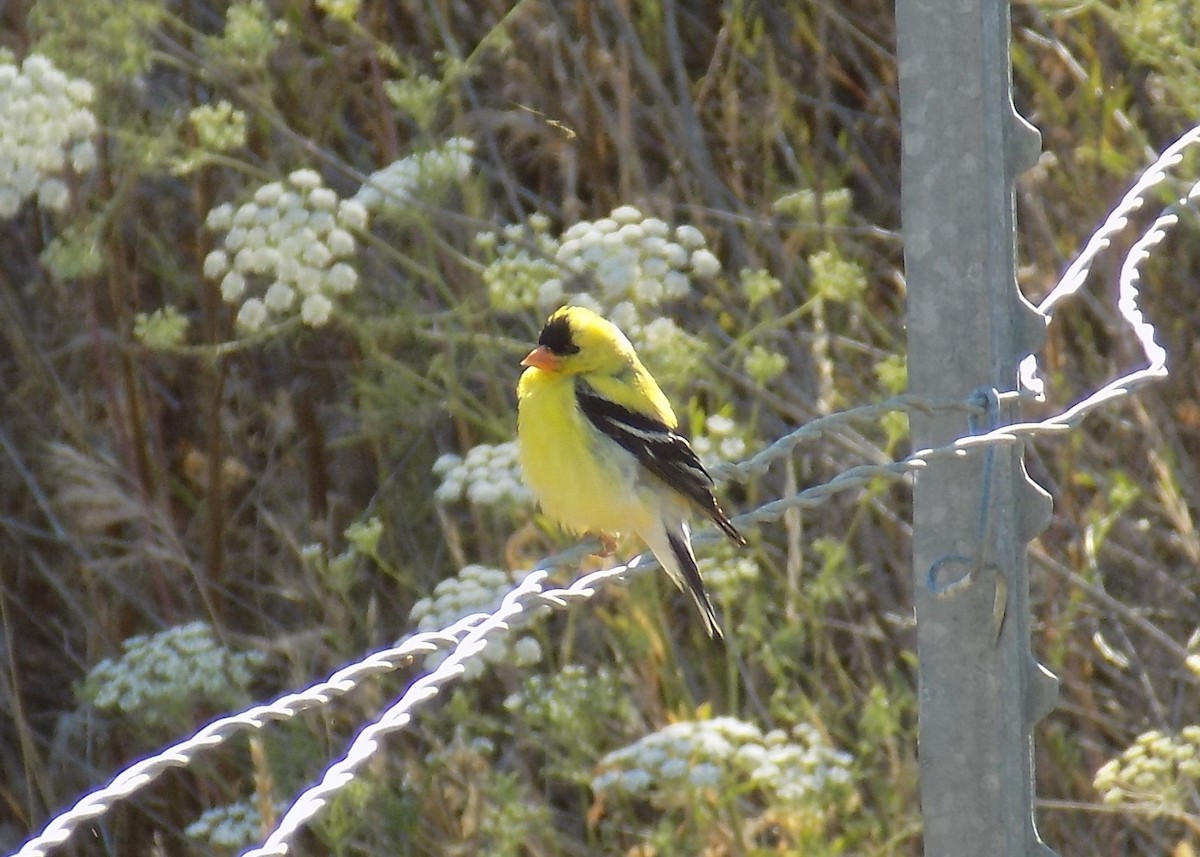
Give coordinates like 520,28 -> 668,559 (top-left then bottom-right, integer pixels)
642,521 -> 725,639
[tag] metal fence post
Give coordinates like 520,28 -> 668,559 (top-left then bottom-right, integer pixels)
896,0 -> 1061,854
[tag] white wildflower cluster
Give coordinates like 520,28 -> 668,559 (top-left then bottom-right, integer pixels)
185,801 -> 274,849
480,205 -> 722,375
203,169 -> 368,331
80,621 -> 265,730
504,662 -> 633,777
432,441 -> 533,510
545,205 -> 720,308
504,664 -> 599,719
1093,726 -> 1200,808
477,215 -> 561,312
0,54 -> 97,219
689,412 -> 750,470
354,136 -> 475,214
503,666 -> 634,756
593,717 -> 854,810
406,565 -> 543,678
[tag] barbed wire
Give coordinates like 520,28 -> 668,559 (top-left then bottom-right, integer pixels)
710,393 -> 991,484
10,123 -> 1196,857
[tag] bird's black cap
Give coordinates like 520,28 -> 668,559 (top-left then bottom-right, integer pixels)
538,313 -> 580,356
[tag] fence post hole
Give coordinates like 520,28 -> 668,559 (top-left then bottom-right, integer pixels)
896,0 -> 1061,854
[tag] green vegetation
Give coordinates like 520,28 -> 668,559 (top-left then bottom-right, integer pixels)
1,0 -> 1198,854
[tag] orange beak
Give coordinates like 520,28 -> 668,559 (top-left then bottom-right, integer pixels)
520,345 -> 560,371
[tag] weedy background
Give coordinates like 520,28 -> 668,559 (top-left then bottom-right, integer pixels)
1,0 -> 1199,854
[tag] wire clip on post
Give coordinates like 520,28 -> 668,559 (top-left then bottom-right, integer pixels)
924,388 -> 1013,644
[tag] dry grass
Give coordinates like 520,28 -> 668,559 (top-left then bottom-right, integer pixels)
0,0 -> 1198,854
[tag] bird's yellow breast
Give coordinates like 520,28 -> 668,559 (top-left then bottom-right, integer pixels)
517,368 -> 648,536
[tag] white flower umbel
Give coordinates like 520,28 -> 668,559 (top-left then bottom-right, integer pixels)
186,801 -> 276,849
479,220 -> 562,312
405,565 -> 543,678
593,716 -> 854,811
432,441 -> 533,510
79,621 -> 265,730
354,136 -> 475,214
204,169 -> 368,330
554,206 -> 719,308
481,205 -> 722,380
1093,726 -> 1200,808
480,204 -> 721,323
0,54 -> 97,219
504,665 -> 631,732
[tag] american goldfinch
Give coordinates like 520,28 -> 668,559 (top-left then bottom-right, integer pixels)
516,305 -> 746,638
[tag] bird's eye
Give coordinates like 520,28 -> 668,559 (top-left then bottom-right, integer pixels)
538,314 -> 580,356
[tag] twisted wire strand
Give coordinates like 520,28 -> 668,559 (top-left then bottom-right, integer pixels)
710,393 -> 989,484
1021,120 -> 1200,395
1041,121 -> 1200,315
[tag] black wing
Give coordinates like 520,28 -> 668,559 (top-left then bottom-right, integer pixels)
575,379 -> 746,545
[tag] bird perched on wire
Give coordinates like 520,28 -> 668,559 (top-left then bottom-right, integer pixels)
516,305 -> 747,638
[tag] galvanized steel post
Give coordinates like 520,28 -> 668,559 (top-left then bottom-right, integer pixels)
896,0 -> 1061,854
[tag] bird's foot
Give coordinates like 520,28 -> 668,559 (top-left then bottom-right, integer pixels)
597,533 -> 619,557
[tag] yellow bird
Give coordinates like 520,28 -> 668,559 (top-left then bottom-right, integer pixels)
516,305 -> 746,638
